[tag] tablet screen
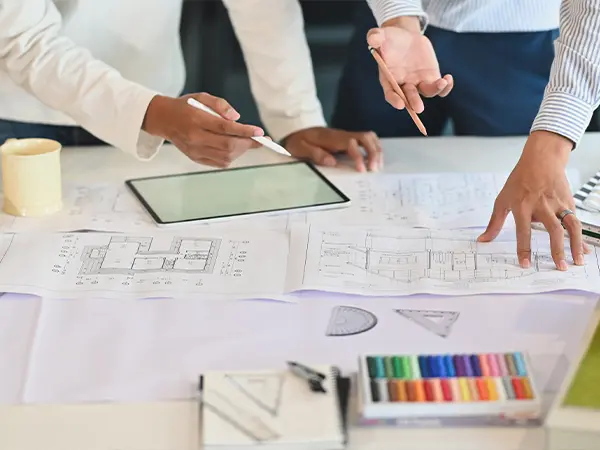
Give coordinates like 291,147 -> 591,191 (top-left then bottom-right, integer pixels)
126,162 -> 349,224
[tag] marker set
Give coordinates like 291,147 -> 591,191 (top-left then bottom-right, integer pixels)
357,352 -> 541,425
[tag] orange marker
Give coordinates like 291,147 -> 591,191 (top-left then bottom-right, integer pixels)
414,380 -> 427,402
486,378 -> 499,401
406,381 -> 417,402
521,377 -> 534,399
395,380 -> 408,402
476,378 -> 490,401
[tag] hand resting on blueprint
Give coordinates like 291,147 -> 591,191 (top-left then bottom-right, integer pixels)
283,127 -> 383,172
478,131 -> 589,271
142,92 -> 265,168
366,17 -> 454,113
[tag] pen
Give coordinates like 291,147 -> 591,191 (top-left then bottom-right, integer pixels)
368,46 -> 428,137
186,98 -> 291,157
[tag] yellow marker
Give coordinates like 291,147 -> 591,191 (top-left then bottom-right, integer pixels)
468,378 -> 480,401
486,378 -> 499,401
459,378 -> 471,401
450,378 -> 462,402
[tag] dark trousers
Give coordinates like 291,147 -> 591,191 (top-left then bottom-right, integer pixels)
331,5 -> 566,137
0,119 -> 105,146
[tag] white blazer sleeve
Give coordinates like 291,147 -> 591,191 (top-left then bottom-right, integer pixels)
222,0 -> 327,142
0,0 -> 164,159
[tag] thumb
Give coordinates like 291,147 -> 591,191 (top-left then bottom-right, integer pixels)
191,92 -> 240,121
367,28 -> 386,49
478,200 -> 510,242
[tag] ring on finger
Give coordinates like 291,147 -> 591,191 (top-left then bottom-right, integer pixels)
557,209 -> 575,224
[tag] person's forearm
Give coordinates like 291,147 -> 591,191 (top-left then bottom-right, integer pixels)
365,0 -> 427,30
0,0 -> 162,159
530,0 -> 600,147
222,0 -> 326,142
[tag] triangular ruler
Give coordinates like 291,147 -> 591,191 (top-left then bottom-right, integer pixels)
225,373 -> 285,416
394,309 -> 460,338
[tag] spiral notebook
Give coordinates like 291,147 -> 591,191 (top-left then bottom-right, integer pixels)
199,365 -> 349,450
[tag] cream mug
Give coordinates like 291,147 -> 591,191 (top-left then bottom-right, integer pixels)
1,138 -> 63,216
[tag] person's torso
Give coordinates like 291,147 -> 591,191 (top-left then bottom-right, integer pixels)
422,0 -> 561,32
0,0 -> 186,125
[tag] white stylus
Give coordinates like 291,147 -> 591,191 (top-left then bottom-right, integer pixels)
186,98 -> 291,156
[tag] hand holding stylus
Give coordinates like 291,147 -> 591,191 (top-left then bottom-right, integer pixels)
367,21 -> 453,128
143,93 -> 266,168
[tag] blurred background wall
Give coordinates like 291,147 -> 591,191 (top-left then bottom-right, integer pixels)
179,0 -> 599,133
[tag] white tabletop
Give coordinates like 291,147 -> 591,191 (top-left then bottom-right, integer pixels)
1,135 -> 600,450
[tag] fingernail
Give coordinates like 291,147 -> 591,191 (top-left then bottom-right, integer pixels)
558,260 -> 568,271
521,259 -> 531,269
253,128 -> 264,136
323,156 -> 336,167
575,255 -> 584,266
225,108 -> 240,120
369,163 -> 378,172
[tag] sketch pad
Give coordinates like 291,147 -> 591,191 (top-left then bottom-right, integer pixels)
125,162 -> 350,225
200,366 -> 348,449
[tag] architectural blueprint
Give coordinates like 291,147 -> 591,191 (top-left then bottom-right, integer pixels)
0,172 -> 515,233
286,225 -> 600,296
306,172 -> 510,228
0,230 -> 289,299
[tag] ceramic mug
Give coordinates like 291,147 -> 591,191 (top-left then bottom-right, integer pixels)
1,138 -> 63,216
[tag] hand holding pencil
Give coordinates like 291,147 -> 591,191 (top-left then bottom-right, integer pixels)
366,24 -> 454,135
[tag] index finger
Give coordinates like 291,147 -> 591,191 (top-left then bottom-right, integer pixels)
195,113 -> 264,138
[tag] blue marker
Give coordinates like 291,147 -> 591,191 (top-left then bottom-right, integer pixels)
418,356 -> 429,378
513,352 -> 528,376
444,355 -> 456,377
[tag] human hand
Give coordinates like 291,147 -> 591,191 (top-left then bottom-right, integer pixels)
478,131 -> 589,271
367,17 -> 453,113
283,127 -> 382,172
143,92 -> 264,167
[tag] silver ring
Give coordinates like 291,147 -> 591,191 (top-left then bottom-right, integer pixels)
558,209 -> 575,223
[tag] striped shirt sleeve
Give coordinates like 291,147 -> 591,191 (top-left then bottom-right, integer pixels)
365,0 -> 428,29
531,0 -> 600,145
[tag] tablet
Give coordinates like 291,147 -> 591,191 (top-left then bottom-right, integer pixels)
125,161 -> 350,225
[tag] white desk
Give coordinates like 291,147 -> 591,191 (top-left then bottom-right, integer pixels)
1,135 -> 599,450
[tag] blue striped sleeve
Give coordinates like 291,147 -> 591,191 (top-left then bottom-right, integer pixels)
531,0 -> 600,145
366,0 -> 427,29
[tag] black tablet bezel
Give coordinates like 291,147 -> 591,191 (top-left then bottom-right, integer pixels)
125,161 -> 351,225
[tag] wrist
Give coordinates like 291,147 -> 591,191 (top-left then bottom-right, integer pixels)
142,95 -> 171,139
525,130 -> 573,164
381,16 -> 422,34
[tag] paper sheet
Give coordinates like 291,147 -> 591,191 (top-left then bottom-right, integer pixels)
0,295 -> 40,404
306,172 -> 509,228
0,173 -> 510,233
15,292 -> 597,404
0,231 -> 289,300
286,225 -> 600,297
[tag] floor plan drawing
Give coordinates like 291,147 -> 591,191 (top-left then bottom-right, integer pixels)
79,236 -> 221,276
395,309 -> 460,338
291,226 -> 600,296
325,305 -> 378,336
